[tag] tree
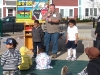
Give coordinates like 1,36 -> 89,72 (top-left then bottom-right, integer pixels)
88,0 -> 100,17
89,0 -> 95,18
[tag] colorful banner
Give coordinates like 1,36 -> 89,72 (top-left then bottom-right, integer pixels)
16,0 -> 49,23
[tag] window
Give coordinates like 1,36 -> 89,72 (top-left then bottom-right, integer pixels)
60,9 -> 64,17
94,8 -> 97,16
8,9 -> 13,16
69,9 -> 73,17
85,8 -> 89,16
90,8 -> 93,16
0,8 -> 1,19
79,0 -> 81,5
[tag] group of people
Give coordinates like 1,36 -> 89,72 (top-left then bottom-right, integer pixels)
32,4 -> 78,61
1,3 -> 100,75
0,3 -> 78,75
1,38 -> 53,75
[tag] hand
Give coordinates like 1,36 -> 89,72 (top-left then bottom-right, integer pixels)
75,40 -> 77,44
48,18 -> 52,22
65,40 -> 68,44
47,13 -> 51,17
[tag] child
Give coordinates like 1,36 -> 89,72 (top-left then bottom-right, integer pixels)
84,47 -> 100,75
18,46 -> 32,70
1,38 -> 21,75
35,47 -> 53,70
66,19 -> 78,61
32,20 -> 43,58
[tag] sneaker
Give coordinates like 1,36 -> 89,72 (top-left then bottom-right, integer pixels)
61,66 -> 68,75
66,57 -> 71,60
52,54 -> 57,58
71,57 -> 76,61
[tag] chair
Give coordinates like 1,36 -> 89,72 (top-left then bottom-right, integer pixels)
61,65 -> 68,75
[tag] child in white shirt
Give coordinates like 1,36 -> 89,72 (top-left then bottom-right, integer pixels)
66,19 -> 78,61
35,47 -> 53,70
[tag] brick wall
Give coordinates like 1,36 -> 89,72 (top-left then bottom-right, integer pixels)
3,0 -> 6,17
53,0 -> 78,6
74,8 -> 78,19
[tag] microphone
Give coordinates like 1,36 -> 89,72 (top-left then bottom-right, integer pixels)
47,12 -> 52,18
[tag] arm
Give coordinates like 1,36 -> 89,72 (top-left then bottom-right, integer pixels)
75,33 -> 78,42
29,56 -> 32,66
18,51 -> 21,65
50,13 -> 62,23
75,27 -> 78,44
66,33 -> 68,44
42,13 -> 48,21
1,54 -> 6,66
66,28 -> 68,43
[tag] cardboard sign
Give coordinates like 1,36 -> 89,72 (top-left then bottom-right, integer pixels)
16,0 -> 49,23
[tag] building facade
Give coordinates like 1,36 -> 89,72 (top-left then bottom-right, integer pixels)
79,0 -> 100,19
54,0 -> 78,19
54,0 -> 100,19
0,0 -> 3,19
2,0 -> 100,19
3,0 -> 16,18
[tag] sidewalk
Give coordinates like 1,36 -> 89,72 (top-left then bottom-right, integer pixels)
0,23 -> 93,61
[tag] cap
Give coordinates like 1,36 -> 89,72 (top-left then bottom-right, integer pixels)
85,47 -> 100,59
3,38 -> 18,45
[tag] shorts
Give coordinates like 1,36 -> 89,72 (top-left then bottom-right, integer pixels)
3,70 -> 20,75
66,41 -> 77,49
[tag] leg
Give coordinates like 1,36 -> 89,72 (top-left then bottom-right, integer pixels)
71,41 -> 77,61
51,32 -> 59,58
44,32 -> 51,54
95,39 -> 100,50
37,42 -> 42,53
66,41 -> 72,60
33,42 -> 37,58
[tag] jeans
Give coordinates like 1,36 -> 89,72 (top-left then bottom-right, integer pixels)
95,38 -> 100,50
33,42 -> 42,57
44,32 -> 59,54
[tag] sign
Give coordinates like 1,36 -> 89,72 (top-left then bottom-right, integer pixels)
16,0 -> 49,23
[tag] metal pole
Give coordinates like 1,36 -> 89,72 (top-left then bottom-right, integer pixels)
13,19 -> 14,34
93,18 -> 95,28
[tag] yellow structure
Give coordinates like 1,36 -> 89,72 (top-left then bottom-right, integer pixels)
24,23 -> 34,50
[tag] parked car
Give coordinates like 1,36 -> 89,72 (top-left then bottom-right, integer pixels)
1,16 -> 24,32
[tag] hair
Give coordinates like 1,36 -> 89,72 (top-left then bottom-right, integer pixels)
38,47 -> 45,54
68,19 -> 76,25
8,43 -> 18,48
49,4 -> 55,7
34,20 -> 39,24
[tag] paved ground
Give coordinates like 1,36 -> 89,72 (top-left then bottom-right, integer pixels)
0,22 -> 94,61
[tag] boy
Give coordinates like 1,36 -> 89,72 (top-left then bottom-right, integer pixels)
18,46 -> 32,70
32,20 -> 43,58
66,19 -> 78,61
35,47 -> 53,70
1,38 -> 21,75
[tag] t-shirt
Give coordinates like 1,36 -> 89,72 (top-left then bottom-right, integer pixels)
67,26 -> 78,41
45,11 -> 62,33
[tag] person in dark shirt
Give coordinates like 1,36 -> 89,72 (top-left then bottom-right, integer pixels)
32,20 -> 43,58
85,47 -> 100,75
95,16 -> 100,50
